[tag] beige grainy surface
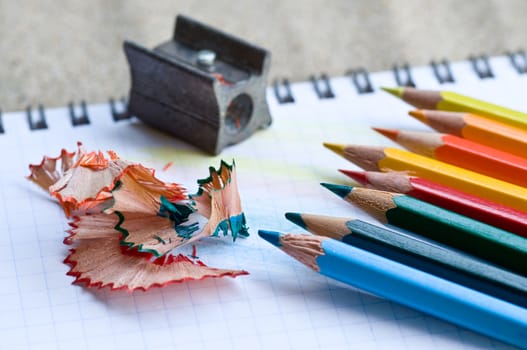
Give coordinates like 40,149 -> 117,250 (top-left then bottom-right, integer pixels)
1,0 -> 527,111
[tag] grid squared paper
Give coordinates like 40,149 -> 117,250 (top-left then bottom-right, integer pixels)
0,55 -> 524,350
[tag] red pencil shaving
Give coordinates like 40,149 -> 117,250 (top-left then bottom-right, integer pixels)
28,143 -> 249,291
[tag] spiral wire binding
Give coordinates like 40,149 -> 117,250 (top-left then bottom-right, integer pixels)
110,97 -> 130,121
393,63 -> 416,87
430,59 -> 455,84
273,78 -> 295,104
0,109 -> 4,134
469,54 -> 494,79
26,105 -> 48,131
507,50 -> 527,74
310,74 -> 335,99
4,51 -> 527,133
69,101 -> 90,126
348,68 -> 374,94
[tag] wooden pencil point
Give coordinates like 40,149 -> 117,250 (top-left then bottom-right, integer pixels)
287,213 -> 351,238
381,86 -> 403,98
346,187 -> 397,222
323,142 -> 345,156
335,145 -> 386,171
372,127 -> 399,142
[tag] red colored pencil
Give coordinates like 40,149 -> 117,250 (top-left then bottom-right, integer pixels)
373,128 -> 527,188
340,170 -> 527,238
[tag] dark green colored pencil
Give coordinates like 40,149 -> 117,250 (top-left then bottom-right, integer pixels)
285,212 -> 527,307
321,183 -> 527,276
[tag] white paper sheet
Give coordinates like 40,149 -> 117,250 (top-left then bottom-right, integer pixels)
0,55 -> 523,349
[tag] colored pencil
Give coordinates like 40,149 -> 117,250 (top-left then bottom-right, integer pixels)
323,143 -> 527,213
285,212 -> 527,306
382,86 -> 527,129
409,109 -> 527,158
340,170 -> 527,237
258,230 -> 527,349
373,127 -> 527,188
322,184 -> 527,276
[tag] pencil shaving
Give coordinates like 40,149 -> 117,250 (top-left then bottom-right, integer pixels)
191,160 -> 249,240
29,144 -> 249,291
64,236 -> 248,291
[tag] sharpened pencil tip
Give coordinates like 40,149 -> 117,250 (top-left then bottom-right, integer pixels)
381,86 -> 403,98
258,230 -> 282,247
408,110 -> 427,123
285,213 -> 307,229
372,127 -> 399,141
321,183 -> 352,198
323,142 -> 345,156
339,169 -> 368,184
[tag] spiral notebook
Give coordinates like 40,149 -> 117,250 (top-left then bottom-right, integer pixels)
1,53 -> 525,350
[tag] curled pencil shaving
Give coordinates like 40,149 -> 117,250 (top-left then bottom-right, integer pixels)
191,160 -> 249,240
30,144 -> 249,290
64,235 -> 248,291
27,143 -> 185,217
103,166 -> 201,256
27,147 -> 76,192
107,160 -> 248,257
64,213 -> 118,245
65,207 -> 247,290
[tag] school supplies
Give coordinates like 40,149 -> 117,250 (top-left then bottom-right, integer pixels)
383,86 -> 527,129
324,143 -> 527,212
285,212 -> 527,306
4,53 -> 527,348
259,230 -> 527,349
373,127 -> 527,187
341,170 -> 527,235
322,184 -> 527,275
409,109 -> 527,158
124,15 -> 272,154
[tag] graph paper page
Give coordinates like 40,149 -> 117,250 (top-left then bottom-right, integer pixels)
0,56 -> 523,350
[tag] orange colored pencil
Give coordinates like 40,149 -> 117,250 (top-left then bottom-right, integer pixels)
409,109 -> 527,158
373,128 -> 527,188
323,143 -> 527,212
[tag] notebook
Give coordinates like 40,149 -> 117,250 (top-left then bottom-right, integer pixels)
1,53 -> 525,350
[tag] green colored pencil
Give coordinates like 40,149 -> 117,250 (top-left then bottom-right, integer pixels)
322,183 -> 527,276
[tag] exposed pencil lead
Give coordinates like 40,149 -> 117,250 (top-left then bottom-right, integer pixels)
321,183 -> 352,198
258,230 -> 282,247
381,86 -> 403,98
372,127 -> 399,142
323,142 -> 345,156
285,212 -> 307,229
408,110 -> 427,123
339,169 -> 368,184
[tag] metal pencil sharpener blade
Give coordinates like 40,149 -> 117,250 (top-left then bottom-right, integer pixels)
124,15 -> 272,155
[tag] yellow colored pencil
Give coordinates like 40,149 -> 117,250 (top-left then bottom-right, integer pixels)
382,87 -> 527,130
324,143 -> 527,213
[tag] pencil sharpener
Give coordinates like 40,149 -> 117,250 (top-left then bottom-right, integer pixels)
124,15 -> 272,155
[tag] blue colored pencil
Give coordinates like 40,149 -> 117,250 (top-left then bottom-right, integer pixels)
258,230 -> 527,349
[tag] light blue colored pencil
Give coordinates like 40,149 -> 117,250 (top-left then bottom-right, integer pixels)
258,230 -> 527,349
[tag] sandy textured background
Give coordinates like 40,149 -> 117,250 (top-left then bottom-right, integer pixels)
2,0 -> 527,111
